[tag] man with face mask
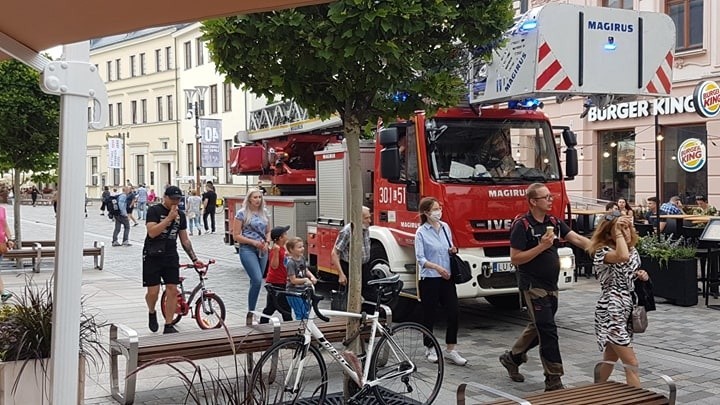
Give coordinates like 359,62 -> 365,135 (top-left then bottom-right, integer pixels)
331,206 -> 373,302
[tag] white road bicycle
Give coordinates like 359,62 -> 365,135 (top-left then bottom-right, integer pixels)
249,275 -> 444,404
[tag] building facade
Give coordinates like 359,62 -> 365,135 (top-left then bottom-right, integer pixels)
86,23 -> 259,200
536,0 -> 719,208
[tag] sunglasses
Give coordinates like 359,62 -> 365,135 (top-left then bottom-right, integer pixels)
603,210 -> 622,221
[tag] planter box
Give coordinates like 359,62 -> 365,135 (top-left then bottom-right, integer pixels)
0,357 -> 85,405
641,256 -> 697,307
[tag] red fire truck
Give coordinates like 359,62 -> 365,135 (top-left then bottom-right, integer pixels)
225,3 -> 675,309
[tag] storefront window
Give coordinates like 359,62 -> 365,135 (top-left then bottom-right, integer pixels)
598,130 -> 635,203
661,125 -> 707,204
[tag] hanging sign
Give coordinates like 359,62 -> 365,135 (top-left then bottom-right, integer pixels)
677,138 -> 706,173
692,80 -> 720,118
107,138 -> 123,169
199,118 -> 223,168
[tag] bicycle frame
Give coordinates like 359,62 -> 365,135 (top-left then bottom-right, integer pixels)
285,308 -> 415,393
175,264 -> 215,317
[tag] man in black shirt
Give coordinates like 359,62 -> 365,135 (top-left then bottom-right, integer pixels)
202,183 -> 218,234
499,183 -> 590,391
144,186 -> 204,334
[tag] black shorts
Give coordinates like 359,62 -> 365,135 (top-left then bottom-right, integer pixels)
143,254 -> 180,287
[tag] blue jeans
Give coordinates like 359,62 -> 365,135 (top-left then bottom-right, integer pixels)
136,202 -> 147,220
239,244 -> 267,311
188,215 -> 202,234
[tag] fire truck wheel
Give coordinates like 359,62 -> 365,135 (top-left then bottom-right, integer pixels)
485,294 -> 522,310
369,242 -> 389,272
391,296 -> 421,323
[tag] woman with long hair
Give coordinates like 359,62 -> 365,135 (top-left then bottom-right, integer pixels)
233,188 -> 271,313
414,196 -> 467,366
586,210 -> 649,387
617,197 -> 634,218
0,205 -> 15,301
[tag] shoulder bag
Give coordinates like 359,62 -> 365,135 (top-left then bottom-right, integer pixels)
441,226 -> 472,284
630,291 -> 648,333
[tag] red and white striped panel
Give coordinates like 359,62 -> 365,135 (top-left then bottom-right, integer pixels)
645,52 -> 673,95
535,41 -> 573,91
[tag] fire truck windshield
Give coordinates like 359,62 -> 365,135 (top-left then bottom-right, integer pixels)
426,119 -> 560,183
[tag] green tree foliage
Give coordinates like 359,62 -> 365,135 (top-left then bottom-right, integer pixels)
0,60 -> 60,173
203,0 -> 513,358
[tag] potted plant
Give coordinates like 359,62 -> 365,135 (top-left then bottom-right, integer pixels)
0,277 -> 106,404
637,235 -> 697,306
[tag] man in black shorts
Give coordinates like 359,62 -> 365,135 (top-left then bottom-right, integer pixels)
144,186 -> 204,334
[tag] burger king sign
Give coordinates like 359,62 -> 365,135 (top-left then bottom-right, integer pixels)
677,138 -> 706,173
693,80 -> 720,118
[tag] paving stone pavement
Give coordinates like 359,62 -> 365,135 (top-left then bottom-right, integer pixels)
1,202 -> 720,404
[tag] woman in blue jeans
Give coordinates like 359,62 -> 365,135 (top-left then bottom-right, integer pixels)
233,188 -> 271,312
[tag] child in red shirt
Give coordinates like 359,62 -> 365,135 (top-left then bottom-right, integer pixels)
260,225 -> 293,323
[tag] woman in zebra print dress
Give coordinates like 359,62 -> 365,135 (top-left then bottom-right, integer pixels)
587,211 -> 649,387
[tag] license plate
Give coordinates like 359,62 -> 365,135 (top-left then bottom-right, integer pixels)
492,262 -> 514,273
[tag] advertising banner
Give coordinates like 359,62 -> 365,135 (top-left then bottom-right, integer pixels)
108,138 -> 123,169
200,118 -> 223,168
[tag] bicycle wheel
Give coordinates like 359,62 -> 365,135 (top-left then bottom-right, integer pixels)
249,337 -> 328,405
369,322 -> 443,405
194,293 -> 226,329
160,290 -> 190,325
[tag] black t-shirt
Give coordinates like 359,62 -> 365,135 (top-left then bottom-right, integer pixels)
143,204 -> 187,257
203,190 -> 218,211
509,212 -> 571,291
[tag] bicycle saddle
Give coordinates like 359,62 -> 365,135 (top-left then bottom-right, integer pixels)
366,274 -> 400,286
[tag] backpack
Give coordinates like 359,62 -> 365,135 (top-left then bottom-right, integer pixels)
106,195 -> 121,219
511,213 -> 559,242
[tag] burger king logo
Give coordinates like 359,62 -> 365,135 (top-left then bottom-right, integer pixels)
693,80 -> 720,118
677,138 -> 706,173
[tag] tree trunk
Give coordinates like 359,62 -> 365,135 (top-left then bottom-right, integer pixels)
342,112 -> 365,398
12,170 -> 22,244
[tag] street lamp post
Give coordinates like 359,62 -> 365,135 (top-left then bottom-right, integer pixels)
184,86 -> 208,195
106,131 -> 130,187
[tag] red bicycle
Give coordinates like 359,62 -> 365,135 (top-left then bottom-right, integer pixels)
161,259 -> 226,329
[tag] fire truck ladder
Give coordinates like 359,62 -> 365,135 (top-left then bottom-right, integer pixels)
249,100 -> 309,132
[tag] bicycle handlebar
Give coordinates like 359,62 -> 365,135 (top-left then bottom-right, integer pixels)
180,259 -> 216,273
273,285 -> 329,322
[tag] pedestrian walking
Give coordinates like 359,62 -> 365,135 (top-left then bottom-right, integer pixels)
0,205 -> 16,301
414,196 -> 467,366
185,190 -> 203,236
30,186 -> 38,207
100,186 -> 110,216
112,187 -> 132,247
143,186 -> 204,334
148,188 -> 157,204
127,188 -> 139,226
136,184 -> 148,220
260,225 -> 293,323
202,183 -> 218,233
499,183 -> 590,391
588,210 -> 649,387
51,189 -> 58,215
285,236 -> 317,320
232,188 -> 271,313
330,206 -> 372,294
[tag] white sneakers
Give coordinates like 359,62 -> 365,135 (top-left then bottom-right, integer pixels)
425,347 -> 438,363
425,347 -> 467,366
444,350 -> 467,366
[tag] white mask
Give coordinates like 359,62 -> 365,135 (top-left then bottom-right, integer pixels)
429,209 -> 442,221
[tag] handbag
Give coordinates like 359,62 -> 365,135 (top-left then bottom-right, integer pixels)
441,226 -> 472,284
0,242 -> 8,255
631,305 -> 648,333
331,287 -> 347,311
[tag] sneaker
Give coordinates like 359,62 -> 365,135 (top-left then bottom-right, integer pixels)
499,351 -> 525,382
133,223 -> 138,227
148,312 -> 159,332
122,242 -> 132,247
544,375 -> 565,392
163,325 -> 179,334
444,350 -> 467,366
112,241 -> 121,247
100,213 -> 104,216
425,347 -> 438,363
1,291 -> 12,303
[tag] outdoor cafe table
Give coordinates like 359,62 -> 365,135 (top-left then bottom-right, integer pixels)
572,209 -> 607,235
659,214 -> 702,237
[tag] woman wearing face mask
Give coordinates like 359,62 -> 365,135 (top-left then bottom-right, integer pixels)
414,197 -> 467,366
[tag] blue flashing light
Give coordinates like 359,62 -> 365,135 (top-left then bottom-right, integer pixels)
392,91 -> 409,103
521,20 -> 537,31
508,98 -> 543,110
604,36 -> 617,51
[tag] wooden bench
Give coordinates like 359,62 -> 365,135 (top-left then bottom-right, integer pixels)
2,241 -> 104,272
110,305 -> 391,404
457,362 -> 676,405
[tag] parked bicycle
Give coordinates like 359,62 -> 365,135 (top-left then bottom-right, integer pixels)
249,274 -> 444,404
160,259 -> 226,329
